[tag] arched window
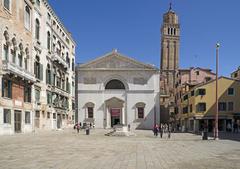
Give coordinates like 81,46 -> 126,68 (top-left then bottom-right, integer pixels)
46,64 -> 51,84
66,52 -> 70,68
56,71 -> 61,88
72,58 -> 75,71
168,28 -> 170,35
24,5 -> 31,30
171,28 -> 173,35
105,79 -> 125,90
174,28 -> 176,35
57,41 -> 61,55
35,19 -> 40,40
4,0 -> 10,11
47,31 -> 51,50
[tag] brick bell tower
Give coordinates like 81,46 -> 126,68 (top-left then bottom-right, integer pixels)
160,3 -> 180,122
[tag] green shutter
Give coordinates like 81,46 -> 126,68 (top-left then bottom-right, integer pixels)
8,80 -> 12,98
2,78 -> 4,97
40,64 -> 43,81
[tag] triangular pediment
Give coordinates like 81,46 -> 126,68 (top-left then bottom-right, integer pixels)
79,51 -> 158,70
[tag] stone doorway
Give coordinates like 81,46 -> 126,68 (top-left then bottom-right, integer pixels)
111,108 -> 121,127
14,110 -> 22,133
57,114 -> 62,129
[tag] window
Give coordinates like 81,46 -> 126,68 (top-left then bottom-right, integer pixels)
53,113 -> 56,119
2,78 -> 12,98
219,102 -> 227,111
72,115 -> 74,121
196,71 -> 200,76
24,84 -> 31,102
4,0 -> 10,11
3,109 -> 11,124
4,44 -> 9,61
24,5 -> 31,30
24,58 -> 28,70
11,49 -> 16,63
234,73 -> 238,78
137,107 -> 144,119
183,95 -> 188,101
191,90 -> 195,96
198,89 -> 206,96
66,53 -> 70,68
35,19 -> 40,40
35,111 -> 40,118
183,106 -> 188,114
46,64 -> 51,84
205,77 -> 212,82
72,59 -> 75,71
72,102 -> 75,110
47,91 -> 52,104
88,107 -> 93,118
190,104 -> 193,113
18,53 -> 23,67
228,88 -> 234,96
35,89 -> 40,103
47,112 -> 50,118
62,114 -> 65,119
25,111 -> 31,124
34,57 -> 42,80
105,79 -> 125,90
197,103 -> 206,112
228,102 -> 234,111
47,31 -> 51,50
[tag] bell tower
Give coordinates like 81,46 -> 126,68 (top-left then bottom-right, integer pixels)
160,3 -> 180,93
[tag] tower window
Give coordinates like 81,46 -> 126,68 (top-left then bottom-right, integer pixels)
168,28 -> 170,35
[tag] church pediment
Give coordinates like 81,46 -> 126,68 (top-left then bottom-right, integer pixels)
79,51 -> 158,70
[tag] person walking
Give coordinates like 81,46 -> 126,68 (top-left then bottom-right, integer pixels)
76,123 -> 80,133
159,124 -> 163,138
153,124 -> 158,137
168,123 -> 171,139
233,122 -> 238,133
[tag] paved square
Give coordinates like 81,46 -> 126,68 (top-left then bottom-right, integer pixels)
0,129 -> 240,169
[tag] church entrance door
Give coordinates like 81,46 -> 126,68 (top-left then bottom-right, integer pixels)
111,108 -> 121,127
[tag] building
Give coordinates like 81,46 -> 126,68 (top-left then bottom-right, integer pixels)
76,50 -> 160,129
179,76 -> 240,133
0,0 -> 76,135
160,4 -> 180,122
231,66 -> 240,80
174,67 -> 216,125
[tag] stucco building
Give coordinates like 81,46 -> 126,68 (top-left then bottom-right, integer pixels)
0,0 -> 75,135
180,77 -> 240,133
76,51 -> 160,129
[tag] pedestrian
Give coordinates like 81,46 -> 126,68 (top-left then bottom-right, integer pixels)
159,124 -> 163,138
76,123 -> 80,133
79,122 -> 82,130
227,123 -> 232,132
90,122 -> 92,128
153,124 -> 158,137
93,123 -> 95,129
233,122 -> 238,133
168,123 -> 171,139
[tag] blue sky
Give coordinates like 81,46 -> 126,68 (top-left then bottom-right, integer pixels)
48,0 -> 240,76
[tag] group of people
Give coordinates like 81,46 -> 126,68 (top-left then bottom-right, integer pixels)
74,122 -> 95,133
153,123 -> 172,138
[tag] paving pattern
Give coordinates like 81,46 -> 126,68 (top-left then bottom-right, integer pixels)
0,129 -> 240,169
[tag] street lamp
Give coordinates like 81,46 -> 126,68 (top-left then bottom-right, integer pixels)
215,43 -> 220,140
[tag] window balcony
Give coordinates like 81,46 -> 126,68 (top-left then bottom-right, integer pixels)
51,52 -> 68,69
2,60 -> 35,82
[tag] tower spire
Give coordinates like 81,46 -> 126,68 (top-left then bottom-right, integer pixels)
169,2 -> 172,11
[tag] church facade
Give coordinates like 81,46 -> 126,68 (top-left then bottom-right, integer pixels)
76,51 -> 160,129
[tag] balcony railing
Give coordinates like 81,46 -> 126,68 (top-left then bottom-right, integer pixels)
2,60 -> 35,82
51,52 -> 68,69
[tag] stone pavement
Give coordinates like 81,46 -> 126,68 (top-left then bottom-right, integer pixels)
0,129 -> 240,169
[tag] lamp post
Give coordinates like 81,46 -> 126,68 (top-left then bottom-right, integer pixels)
215,43 -> 220,140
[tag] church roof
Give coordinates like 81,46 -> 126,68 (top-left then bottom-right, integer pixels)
78,50 -> 159,71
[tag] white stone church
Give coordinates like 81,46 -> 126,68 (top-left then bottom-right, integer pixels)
76,50 -> 160,129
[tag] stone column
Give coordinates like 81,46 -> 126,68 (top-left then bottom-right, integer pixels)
122,106 -> 125,125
